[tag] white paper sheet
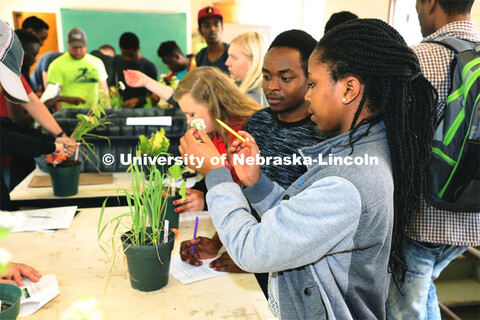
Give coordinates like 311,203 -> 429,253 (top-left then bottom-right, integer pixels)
9,206 -> 77,232
19,274 -> 60,317
40,83 -> 60,103
126,116 -> 172,126
170,253 -> 227,284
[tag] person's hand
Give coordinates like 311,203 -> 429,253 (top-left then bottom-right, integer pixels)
56,137 -> 79,158
180,236 -> 222,266
49,142 -> 67,165
174,188 -> 205,213
62,96 -> 86,105
44,98 -> 59,113
150,93 -> 160,106
35,85 -> 43,98
210,251 -> 246,273
229,131 -> 261,187
123,97 -> 140,108
123,70 -> 149,88
0,262 -> 41,286
179,128 -> 224,175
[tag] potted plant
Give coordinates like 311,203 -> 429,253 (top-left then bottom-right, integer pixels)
108,81 -> 125,109
0,213 -> 24,320
138,128 -> 170,179
47,102 -> 110,197
157,74 -> 179,108
98,161 -> 185,292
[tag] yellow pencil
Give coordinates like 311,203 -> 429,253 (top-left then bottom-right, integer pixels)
215,119 -> 246,144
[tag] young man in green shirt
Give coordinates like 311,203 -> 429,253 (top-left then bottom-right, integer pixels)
47,27 -> 108,110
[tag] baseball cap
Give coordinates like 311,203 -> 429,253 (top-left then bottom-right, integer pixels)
198,6 -> 223,24
0,19 -> 29,104
67,27 -> 87,47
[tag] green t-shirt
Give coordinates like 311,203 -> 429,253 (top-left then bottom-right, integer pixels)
47,52 -> 108,109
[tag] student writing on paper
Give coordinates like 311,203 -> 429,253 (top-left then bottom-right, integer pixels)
179,30 -> 333,300
179,19 -> 437,319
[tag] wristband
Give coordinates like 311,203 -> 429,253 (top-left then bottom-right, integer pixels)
56,130 -> 65,138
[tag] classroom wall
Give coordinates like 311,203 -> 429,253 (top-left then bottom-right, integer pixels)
191,0 -> 325,47
472,2 -> 480,25
325,0 -> 390,24
2,0 -> 479,63
0,0 -> 191,53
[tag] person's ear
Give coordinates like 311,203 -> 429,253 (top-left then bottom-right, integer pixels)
342,76 -> 362,105
26,27 -> 36,35
426,0 -> 437,13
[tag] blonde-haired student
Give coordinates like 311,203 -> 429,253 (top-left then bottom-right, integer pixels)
226,31 -> 267,105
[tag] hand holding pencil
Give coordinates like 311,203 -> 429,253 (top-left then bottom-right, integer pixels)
228,130 -> 262,188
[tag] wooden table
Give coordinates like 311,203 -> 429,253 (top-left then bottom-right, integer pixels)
9,167 -> 199,208
4,207 -> 274,319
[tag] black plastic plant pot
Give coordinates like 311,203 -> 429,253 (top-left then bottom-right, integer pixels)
122,228 -> 175,292
163,194 -> 181,230
147,194 -> 180,230
0,283 -> 22,319
47,162 -> 81,197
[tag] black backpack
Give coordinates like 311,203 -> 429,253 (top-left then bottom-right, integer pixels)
424,36 -> 480,212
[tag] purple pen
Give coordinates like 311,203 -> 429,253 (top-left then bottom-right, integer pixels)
191,216 -> 199,255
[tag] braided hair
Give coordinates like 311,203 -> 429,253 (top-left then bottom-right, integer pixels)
316,19 -> 437,283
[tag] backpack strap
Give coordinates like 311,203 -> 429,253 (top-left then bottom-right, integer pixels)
424,36 -> 477,53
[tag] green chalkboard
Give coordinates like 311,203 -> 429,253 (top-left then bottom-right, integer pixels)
60,8 -> 187,78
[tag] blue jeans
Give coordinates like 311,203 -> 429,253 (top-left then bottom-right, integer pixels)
386,238 -> 468,320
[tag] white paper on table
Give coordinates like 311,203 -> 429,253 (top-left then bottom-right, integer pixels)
179,211 -> 209,223
126,116 -> 172,126
9,206 -> 77,232
170,253 -> 227,284
18,274 -> 60,317
40,83 -> 60,103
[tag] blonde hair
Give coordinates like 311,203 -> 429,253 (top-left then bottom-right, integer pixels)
230,31 -> 266,94
174,66 -> 262,151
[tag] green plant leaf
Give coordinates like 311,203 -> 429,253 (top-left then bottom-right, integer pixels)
179,181 -> 186,200
168,164 -> 182,181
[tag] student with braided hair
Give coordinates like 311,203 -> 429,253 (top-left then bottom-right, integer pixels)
179,18 -> 436,319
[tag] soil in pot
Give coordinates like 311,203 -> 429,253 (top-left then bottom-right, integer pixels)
0,283 -> 22,319
47,160 -> 82,197
52,159 -> 81,168
1,302 -> 11,311
122,228 -> 175,292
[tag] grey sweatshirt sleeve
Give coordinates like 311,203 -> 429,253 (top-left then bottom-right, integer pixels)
205,168 -> 363,273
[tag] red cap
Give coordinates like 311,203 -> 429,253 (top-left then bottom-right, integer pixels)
198,6 -> 223,24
